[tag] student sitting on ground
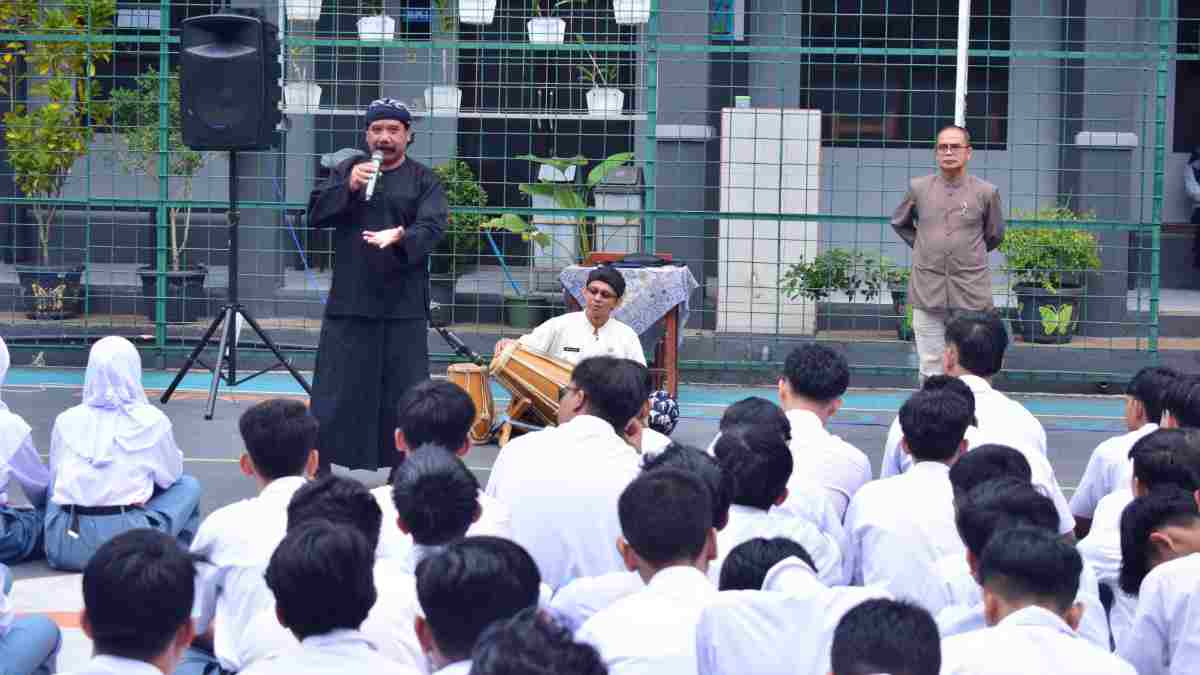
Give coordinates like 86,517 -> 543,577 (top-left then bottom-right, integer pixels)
829,599 -> 940,675
471,608 -> 607,675
0,562 -> 60,675
717,537 -> 816,591
0,337 -> 51,564
44,336 -> 201,572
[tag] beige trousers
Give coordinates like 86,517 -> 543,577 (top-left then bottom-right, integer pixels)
912,307 -> 953,382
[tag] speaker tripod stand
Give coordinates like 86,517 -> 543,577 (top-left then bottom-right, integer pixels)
160,150 -> 312,418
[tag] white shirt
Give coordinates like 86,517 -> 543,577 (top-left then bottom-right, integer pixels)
1071,423 -> 1157,519
784,410 -> 872,519
373,486 -> 512,562
1117,552 -> 1200,675
641,427 -> 672,457
1080,488 -> 1136,645
770,477 -> 850,562
0,433 -> 48,507
61,655 -> 162,675
697,558 -> 889,675
714,505 -> 845,586
486,415 -> 641,589
433,662 -> 472,675
577,566 -> 717,675
940,606 -> 1136,675
519,311 -> 646,366
240,629 -> 419,675
843,461 -> 963,614
550,571 -> 644,632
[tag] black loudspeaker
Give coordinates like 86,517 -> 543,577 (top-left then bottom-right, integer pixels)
180,12 -> 281,150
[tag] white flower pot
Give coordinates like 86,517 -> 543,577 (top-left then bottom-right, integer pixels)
284,81 -> 323,113
357,14 -> 396,41
286,0 -> 322,22
526,17 -> 566,44
586,87 -> 625,117
424,86 -> 462,115
612,0 -> 650,25
460,0 -> 497,24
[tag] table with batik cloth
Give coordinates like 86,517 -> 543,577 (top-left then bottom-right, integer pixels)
560,264 -> 700,397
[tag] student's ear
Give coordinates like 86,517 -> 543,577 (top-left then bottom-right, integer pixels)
176,617 -> 197,650
828,397 -> 843,418
455,439 -> 471,458
1127,397 -> 1146,427
395,429 -> 409,453
1162,410 -> 1178,429
1063,602 -> 1083,631
396,516 -> 411,535
617,537 -> 638,572
275,605 -> 289,632
949,437 -> 968,463
900,437 -> 913,456
415,616 -> 435,655
303,449 -> 320,479
472,500 -> 483,524
966,550 -> 980,583
79,610 -> 93,640
773,487 -> 789,507
943,344 -> 957,373
238,453 -> 256,478
981,588 -> 1002,627
777,378 -> 789,405
704,527 -> 718,563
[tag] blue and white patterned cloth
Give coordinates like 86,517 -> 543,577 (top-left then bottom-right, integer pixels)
559,265 -> 700,342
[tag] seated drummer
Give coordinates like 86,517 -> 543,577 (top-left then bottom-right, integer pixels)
494,264 -> 646,366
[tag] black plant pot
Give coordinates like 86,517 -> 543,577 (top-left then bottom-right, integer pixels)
890,287 -> 914,341
16,265 -> 85,320
1013,284 -> 1085,345
138,266 -> 209,323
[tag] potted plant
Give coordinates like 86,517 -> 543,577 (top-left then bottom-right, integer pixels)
612,0 -> 650,25
516,152 -> 633,261
2,0 -> 116,319
460,0 -> 497,25
110,67 -> 213,323
284,45 -> 322,113
357,0 -> 395,40
425,0 -> 462,115
429,160 -> 488,320
577,37 -> 622,116
477,214 -> 556,328
527,0 -> 574,44
877,258 -> 913,340
999,205 -> 1102,344
286,0 -> 323,22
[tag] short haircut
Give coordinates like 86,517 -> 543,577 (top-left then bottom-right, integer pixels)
922,374 -> 978,427
1129,428 -> 1200,493
831,598 -> 940,675
391,444 -> 480,546
1127,366 -> 1179,426
586,264 -> 626,298
718,537 -> 816,591
471,608 -> 607,675
287,475 -> 384,552
937,124 -> 972,146
238,398 -> 318,479
642,443 -> 736,530
944,312 -> 1008,377
719,396 -> 791,442
265,519 -> 376,640
416,536 -> 541,661
781,344 -> 850,403
899,388 -> 971,462
1118,489 -> 1200,595
948,444 -> 1033,498
570,357 -> 648,431
713,424 -> 793,509
82,529 -> 197,662
978,527 -> 1082,614
1162,375 -> 1200,428
954,477 -> 1059,557
396,380 -> 475,451
618,469 -> 712,566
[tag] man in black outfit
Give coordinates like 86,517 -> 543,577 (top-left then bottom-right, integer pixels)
307,98 -> 448,473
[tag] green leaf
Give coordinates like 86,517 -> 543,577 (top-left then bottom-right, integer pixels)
586,152 -> 634,187
1038,304 -> 1061,335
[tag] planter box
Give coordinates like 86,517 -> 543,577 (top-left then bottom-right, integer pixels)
527,17 -> 566,44
1013,284 -> 1085,344
139,266 -> 209,324
286,0 -> 322,22
284,82 -> 323,114
504,296 -> 552,329
17,265 -> 85,320
357,15 -> 396,41
424,86 -> 462,115
613,0 -> 650,24
586,87 -> 625,117
460,0 -> 497,24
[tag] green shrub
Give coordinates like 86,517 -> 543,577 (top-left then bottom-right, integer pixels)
433,160 -> 489,276
1000,206 -> 1102,292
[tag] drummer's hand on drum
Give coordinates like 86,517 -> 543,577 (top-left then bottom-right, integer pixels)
493,338 -> 516,358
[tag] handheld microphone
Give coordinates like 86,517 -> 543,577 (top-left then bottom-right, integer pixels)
364,150 -> 383,201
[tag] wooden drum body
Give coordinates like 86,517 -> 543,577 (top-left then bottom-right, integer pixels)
446,363 -> 495,444
489,342 -> 574,427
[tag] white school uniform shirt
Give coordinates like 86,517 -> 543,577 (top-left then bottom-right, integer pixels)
373,486 -> 512,562
1080,488 -> 1137,645
714,505 -> 845,586
784,409 -> 872,519
1117,552 -> 1200,675
640,427 -> 672,457
239,629 -> 419,675
576,566 -> 717,675
940,605 -> 1137,675
843,461 -> 963,614
60,655 -> 162,675
697,557 -> 889,675
1071,423 -> 1157,520
0,338 -> 49,507
486,415 -> 641,589
518,311 -> 646,366
433,662 -> 471,675
935,553 -> 1111,649
550,570 -> 645,632
771,477 -> 850,560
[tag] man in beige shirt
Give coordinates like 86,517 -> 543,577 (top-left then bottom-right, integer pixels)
891,125 -> 1006,381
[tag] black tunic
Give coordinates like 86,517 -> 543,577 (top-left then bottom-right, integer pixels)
307,155 -> 448,470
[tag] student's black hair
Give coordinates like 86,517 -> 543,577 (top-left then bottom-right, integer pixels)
718,396 -> 791,442
396,379 -> 476,451
416,536 -> 541,662
82,529 -> 198,662
954,477 -> 1059,557
830,598 -> 940,675
712,424 -> 793,510
1162,374 -> 1200,428
391,444 -> 480,546
238,398 -> 318,479
570,357 -> 648,431
287,475 -> 384,552
471,607 -> 608,675
977,526 -> 1082,614
948,444 -> 1033,498
944,311 -> 1008,377
922,374 -> 979,427
265,519 -> 377,640
1128,428 -> 1200,493
717,537 -> 816,591
781,343 -> 850,403
617,469 -> 713,566
1118,489 -> 1200,595
1126,366 -> 1179,426
642,442 -> 736,530
898,388 -> 971,462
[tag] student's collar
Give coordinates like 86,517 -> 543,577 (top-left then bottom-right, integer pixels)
561,414 -> 619,439
300,628 -> 376,651
89,655 -> 162,675
997,605 -> 1076,637
909,460 -> 952,475
261,475 -> 308,498
761,556 -> 820,592
957,373 -> 993,394
784,408 -> 829,436
646,565 -> 712,593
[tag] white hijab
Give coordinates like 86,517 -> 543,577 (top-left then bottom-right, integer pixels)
0,338 -> 31,464
59,336 -> 168,466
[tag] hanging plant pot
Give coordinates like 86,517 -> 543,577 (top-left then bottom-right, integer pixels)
357,14 -> 396,41
612,0 -> 650,25
526,17 -> 566,44
424,86 -> 462,115
460,0 -> 497,24
284,82 -> 323,114
286,0 -> 322,22
586,87 -> 625,116
16,265 -> 85,320
138,266 -> 209,324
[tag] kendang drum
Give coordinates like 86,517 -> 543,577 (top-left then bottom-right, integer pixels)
489,342 -> 574,427
446,363 -> 495,444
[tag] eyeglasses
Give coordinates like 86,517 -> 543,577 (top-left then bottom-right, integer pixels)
936,143 -> 969,154
584,286 -> 617,300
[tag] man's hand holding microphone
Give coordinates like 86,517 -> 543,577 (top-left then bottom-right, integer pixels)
351,150 -> 407,249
